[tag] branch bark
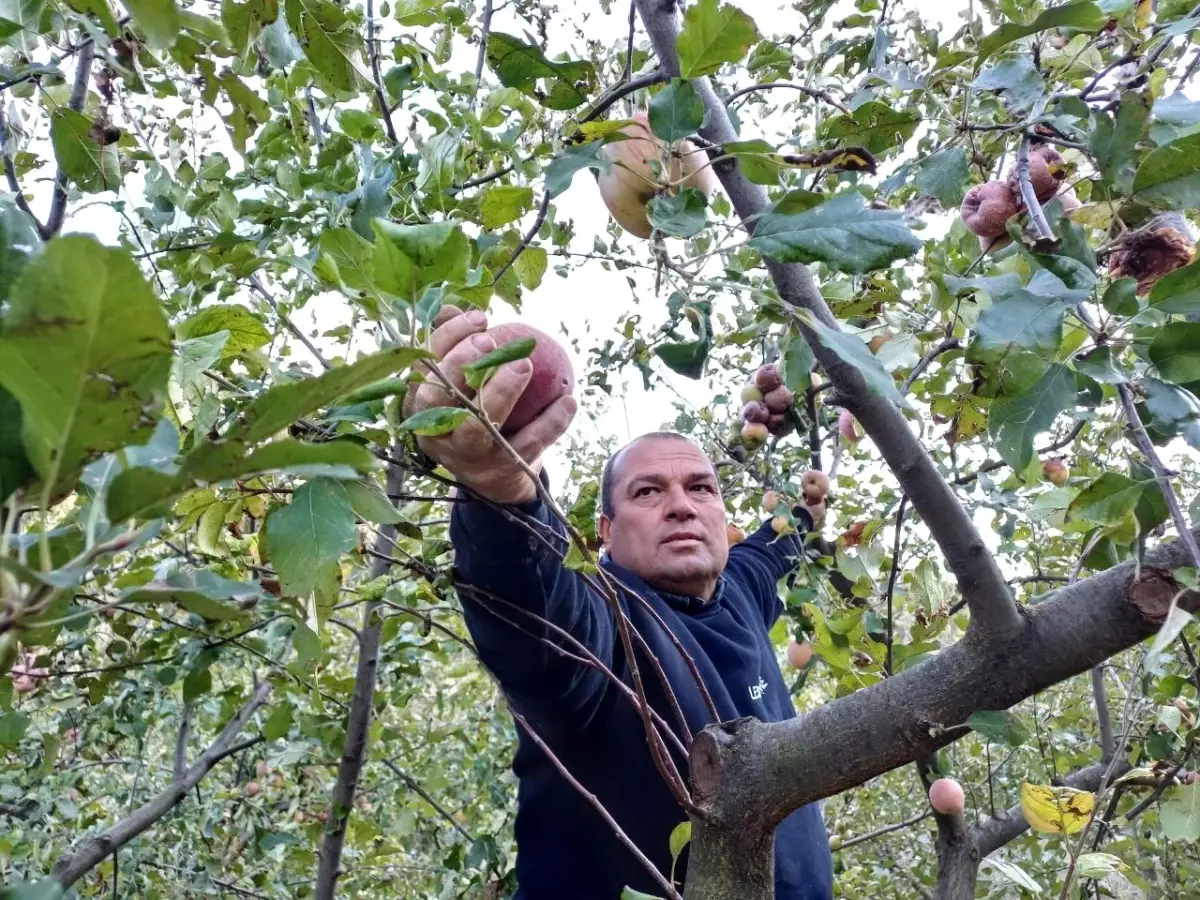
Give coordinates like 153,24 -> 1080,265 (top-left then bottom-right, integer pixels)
50,682 -> 271,889
632,0 -> 1021,640
678,524 -> 1196,899
43,41 -> 94,240
314,460 -> 404,900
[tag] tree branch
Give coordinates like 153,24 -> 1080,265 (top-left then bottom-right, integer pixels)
576,68 -> 669,126
248,276 -> 333,371
50,682 -> 271,889
474,0 -> 494,85
1092,666 -> 1114,762
725,81 -> 851,114
1117,383 -> 1200,570
43,41 -> 94,240
491,190 -> 549,285
381,759 -> 475,843
633,0 -> 1021,639
366,0 -> 399,145
0,99 -> 46,233
314,460 -> 404,900
174,702 -> 193,782
678,522 -> 1197,900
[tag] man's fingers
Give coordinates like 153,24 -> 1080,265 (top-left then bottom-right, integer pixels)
477,360 -> 534,430
413,331 -> 496,408
432,304 -> 464,329
507,394 -> 578,462
430,308 -> 488,360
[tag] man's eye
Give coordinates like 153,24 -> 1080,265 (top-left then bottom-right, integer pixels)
692,484 -> 715,493
635,486 -> 657,497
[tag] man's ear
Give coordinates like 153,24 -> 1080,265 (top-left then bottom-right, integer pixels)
598,514 -> 612,547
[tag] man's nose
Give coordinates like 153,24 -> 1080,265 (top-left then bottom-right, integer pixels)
663,484 -> 698,518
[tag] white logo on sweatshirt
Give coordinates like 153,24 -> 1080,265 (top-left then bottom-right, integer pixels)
748,676 -> 768,701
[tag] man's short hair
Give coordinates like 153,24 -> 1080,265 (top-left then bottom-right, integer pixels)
599,431 -> 701,519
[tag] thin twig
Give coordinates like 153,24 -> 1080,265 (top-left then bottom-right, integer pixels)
1117,384 -> 1200,570
576,68 -> 668,126
835,809 -> 932,851
1091,666 -> 1114,762
725,81 -> 851,114
901,338 -> 961,394
247,275 -> 333,371
1014,103 -> 1053,242
173,703 -> 194,781
511,709 -> 683,900
883,496 -> 909,677
491,190 -> 549,284
367,0 -> 399,144
0,99 -> 45,232
381,759 -> 475,842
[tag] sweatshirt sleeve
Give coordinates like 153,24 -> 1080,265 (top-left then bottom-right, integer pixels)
723,505 -> 814,627
449,474 -> 616,728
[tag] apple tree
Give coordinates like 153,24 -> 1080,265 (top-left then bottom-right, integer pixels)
1,0 -> 1199,897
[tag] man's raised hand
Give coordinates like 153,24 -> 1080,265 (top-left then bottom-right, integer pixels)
404,305 -> 577,505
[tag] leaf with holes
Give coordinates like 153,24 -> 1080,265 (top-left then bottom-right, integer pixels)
676,0 -> 759,78
988,363 -> 1076,472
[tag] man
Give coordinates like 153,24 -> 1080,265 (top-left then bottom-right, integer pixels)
405,306 -> 834,900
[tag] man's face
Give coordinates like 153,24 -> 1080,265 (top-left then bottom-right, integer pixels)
598,437 -> 728,600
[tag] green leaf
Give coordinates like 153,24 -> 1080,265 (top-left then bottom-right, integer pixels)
1150,258 -> 1200,314
234,347 -> 433,444
544,142 -> 608,198
748,191 -> 922,274
463,337 -> 536,390
654,339 -> 709,379
344,480 -> 403,524
973,55 -> 1046,112
0,0 -> 45,54
988,363 -> 1076,472
676,0 -> 758,78
1133,132 -> 1200,208
0,236 -> 172,496
121,0 -> 180,48
1149,91 -> 1200,144
804,316 -> 908,408
975,291 -> 1070,352
1091,90 -> 1151,193
1161,781 -> 1200,842
1069,472 -> 1147,525
819,100 -> 919,156
967,709 -> 1030,746
1102,277 -> 1140,315
514,246 -> 548,290
124,569 -> 260,621
262,701 -> 293,740
176,304 -> 271,358
399,406 -> 470,436
976,1 -> 1106,65
265,477 -> 358,597
915,147 -> 970,208
222,0 -> 279,55
647,78 -> 706,143
49,109 -> 121,193
284,0 -> 365,92
1143,377 -> 1200,447
480,185 -> 533,230
0,386 -> 34,503
1149,322 -> 1200,382
182,665 -> 211,702
1075,346 -> 1130,384
669,820 -> 692,862
0,197 -> 42,298
619,890 -> 663,900
485,32 -> 597,110
371,220 -> 469,299
646,188 -> 708,238
0,710 -> 29,748
564,540 -> 599,575
108,440 -> 377,521
779,333 -> 815,392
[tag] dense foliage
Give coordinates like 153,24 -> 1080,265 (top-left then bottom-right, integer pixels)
1,0 -> 1199,897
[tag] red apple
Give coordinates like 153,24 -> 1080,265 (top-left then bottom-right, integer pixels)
928,778 -> 965,816
484,323 -> 575,436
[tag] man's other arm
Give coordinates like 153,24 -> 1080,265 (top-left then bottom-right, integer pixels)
724,507 -> 815,627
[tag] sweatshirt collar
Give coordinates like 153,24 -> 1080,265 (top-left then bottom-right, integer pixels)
601,559 -> 726,613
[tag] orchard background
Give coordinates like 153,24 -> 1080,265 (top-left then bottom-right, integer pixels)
1,0 -> 1200,897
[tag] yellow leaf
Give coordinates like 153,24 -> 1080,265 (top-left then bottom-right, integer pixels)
1020,782 -> 1095,834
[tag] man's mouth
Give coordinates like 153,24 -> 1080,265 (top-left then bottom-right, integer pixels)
663,532 -> 704,545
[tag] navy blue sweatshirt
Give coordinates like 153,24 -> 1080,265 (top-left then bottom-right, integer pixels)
450,480 -> 834,900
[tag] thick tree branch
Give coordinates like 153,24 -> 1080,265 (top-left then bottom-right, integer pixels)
633,0 -> 1020,639
314,460 -> 404,900
43,41 -> 94,240
679,523 -> 1197,900
474,0 -> 494,85
50,682 -> 271,889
